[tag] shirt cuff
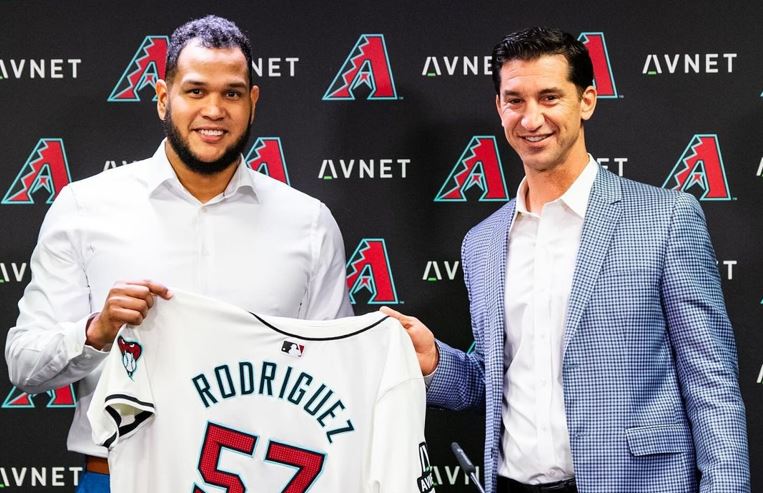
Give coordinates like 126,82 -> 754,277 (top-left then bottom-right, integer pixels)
67,313 -> 112,361
423,367 -> 437,387
423,339 -> 443,387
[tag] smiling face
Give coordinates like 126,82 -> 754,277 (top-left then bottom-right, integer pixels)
495,54 -> 596,175
156,40 -> 260,175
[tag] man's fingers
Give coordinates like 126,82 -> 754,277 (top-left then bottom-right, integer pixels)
87,303 -> 146,348
380,306 -> 404,319
132,280 -> 173,299
99,280 -> 173,337
380,306 -> 414,326
143,280 -> 173,299
113,281 -> 172,301
106,296 -> 150,319
380,306 -> 438,375
111,307 -> 146,325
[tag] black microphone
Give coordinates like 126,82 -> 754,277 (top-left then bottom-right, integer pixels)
451,442 -> 486,493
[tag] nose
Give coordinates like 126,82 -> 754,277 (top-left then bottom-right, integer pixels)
201,95 -> 225,120
520,102 -> 544,131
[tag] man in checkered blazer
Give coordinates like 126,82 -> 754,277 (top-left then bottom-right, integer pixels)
383,27 -> 748,493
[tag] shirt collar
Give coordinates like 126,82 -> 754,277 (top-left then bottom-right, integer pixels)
513,155 -> 599,219
145,140 -> 257,200
222,157 -> 257,199
144,141 -> 177,195
514,177 -> 531,216
559,155 -> 598,218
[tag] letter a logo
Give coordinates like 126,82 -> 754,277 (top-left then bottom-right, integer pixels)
578,33 -> 618,98
108,35 -> 169,102
323,34 -> 398,101
435,136 -> 509,202
346,238 -> 399,304
244,137 -> 291,185
3,138 -> 72,204
2,384 -> 77,408
663,134 -> 731,201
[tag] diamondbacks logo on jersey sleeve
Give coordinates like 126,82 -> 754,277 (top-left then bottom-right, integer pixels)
662,134 -> 732,201
118,336 -> 143,379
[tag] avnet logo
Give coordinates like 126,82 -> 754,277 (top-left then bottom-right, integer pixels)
0,59 -> 81,80
0,466 -> 83,489
0,262 -> 28,284
642,53 -> 737,75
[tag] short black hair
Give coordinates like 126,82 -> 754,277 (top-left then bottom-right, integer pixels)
491,27 -> 593,96
165,15 -> 254,86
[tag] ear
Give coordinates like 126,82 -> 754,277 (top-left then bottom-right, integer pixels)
495,95 -> 503,126
249,85 -> 260,124
580,85 -> 597,121
156,79 -> 168,120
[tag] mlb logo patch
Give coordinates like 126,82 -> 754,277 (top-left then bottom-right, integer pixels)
281,341 -> 305,358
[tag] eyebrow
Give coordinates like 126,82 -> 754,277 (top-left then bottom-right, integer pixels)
502,86 -> 564,98
181,79 -> 248,90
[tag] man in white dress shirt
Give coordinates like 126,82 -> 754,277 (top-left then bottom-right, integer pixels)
5,15 -> 352,493
384,27 -> 748,493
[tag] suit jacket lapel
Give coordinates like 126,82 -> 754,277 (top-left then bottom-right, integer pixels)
563,169 -> 623,356
484,201 -> 515,357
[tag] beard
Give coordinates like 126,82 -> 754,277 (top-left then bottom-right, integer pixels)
162,108 -> 251,176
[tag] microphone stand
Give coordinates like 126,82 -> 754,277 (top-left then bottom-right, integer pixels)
451,442 -> 486,493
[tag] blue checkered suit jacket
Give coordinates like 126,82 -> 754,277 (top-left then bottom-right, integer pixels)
427,168 -> 749,493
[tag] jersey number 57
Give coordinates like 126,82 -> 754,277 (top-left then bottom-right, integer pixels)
193,422 -> 326,493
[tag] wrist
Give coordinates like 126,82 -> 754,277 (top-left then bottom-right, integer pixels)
424,344 -> 440,375
85,313 -> 107,350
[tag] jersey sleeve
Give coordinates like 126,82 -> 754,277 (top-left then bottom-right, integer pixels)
367,320 -> 434,493
367,379 -> 434,493
87,326 -> 155,449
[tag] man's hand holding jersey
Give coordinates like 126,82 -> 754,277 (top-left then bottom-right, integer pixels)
86,280 -> 172,350
380,306 -> 439,375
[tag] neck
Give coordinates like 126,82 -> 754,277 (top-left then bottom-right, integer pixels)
164,141 -> 239,203
524,149 -> 590,214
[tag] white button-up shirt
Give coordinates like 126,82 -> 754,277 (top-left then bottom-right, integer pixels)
5,142 -> 353,457
498,157 -> 598,484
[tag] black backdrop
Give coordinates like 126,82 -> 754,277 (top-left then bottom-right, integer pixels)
1,1 -> 761,490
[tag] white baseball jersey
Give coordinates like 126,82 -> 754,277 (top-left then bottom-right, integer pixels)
88,289 -> 434,493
